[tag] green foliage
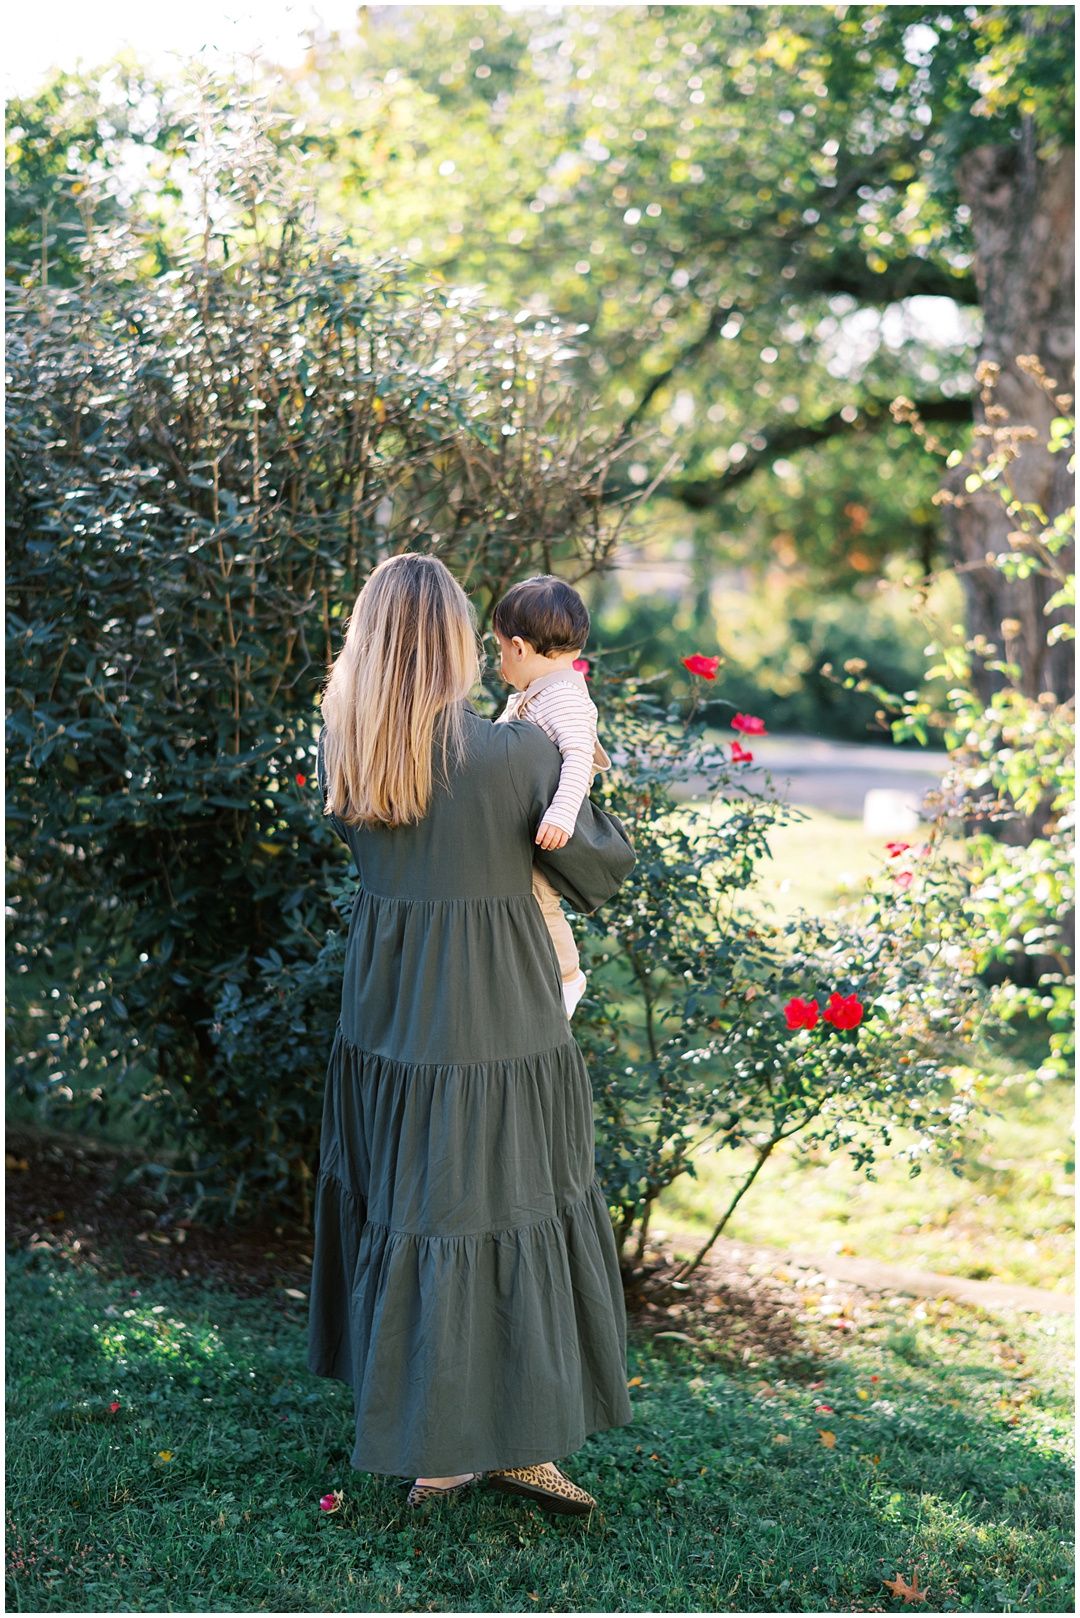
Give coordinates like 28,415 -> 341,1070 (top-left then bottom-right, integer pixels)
7,56 -> 1069,1244
5,89 -> 644,1212
827,367 -> 1074,1080
5,63 -> 180,288
6,1253 -> 1073,1612
303,6 -> 986,514
7,9 -> 997,595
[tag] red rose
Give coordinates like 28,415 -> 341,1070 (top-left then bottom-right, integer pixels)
730,740 -> 754,764
732,713 -> 767,735
296,773 -> 307,787
572,659 -> 590,676
884,841 -> 911,857
682,654 -> 721,680
823,993 -> 864,1031
784,996 -> 819,1031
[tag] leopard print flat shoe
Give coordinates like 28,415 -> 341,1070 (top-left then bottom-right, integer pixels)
405,1473 -> 481,1509
486,1463 -> 596,1516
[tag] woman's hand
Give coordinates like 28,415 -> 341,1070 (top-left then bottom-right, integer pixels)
535,820 -> 570,851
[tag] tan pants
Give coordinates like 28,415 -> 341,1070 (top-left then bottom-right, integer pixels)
532,868 -> 579,981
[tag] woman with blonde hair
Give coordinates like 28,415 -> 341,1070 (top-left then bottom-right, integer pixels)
308,553 -> 634,1513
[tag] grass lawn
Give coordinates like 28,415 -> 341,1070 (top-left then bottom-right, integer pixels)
656,1077 -> 1075,1295
743,806 -> 895,919
6,1245 -> 1073,1613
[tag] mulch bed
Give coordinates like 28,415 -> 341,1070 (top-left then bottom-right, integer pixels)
7,1124 -> 846,1378
5,1126 -> 312,1301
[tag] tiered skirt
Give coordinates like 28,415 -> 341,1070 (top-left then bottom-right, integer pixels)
307,1028 -> 631,1477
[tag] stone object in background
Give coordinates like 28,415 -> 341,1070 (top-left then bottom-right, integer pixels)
863,789 -> 922,837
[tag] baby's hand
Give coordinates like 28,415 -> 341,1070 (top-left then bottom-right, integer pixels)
536,820 -> 570,851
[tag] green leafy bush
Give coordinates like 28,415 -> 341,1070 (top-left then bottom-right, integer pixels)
6,88 -> 642,1211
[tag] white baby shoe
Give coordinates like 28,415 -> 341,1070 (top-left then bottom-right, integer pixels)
562,970 -> 588,1017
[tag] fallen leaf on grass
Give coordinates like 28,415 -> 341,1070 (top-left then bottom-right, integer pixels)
152,1450 -> 174,1468
883,1571 -> 929,1604
817,1430 -> 836,1449
6,1156 -> 29,1171
627,1377 -> 643,1387
771,1434 -> 790,1445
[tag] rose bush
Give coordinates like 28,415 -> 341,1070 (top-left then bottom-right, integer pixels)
573,668 -> 988,1279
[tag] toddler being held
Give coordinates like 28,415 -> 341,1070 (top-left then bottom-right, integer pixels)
493,575 -> 609,1017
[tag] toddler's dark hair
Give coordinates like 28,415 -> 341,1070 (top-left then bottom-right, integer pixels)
493,575 -> 590,657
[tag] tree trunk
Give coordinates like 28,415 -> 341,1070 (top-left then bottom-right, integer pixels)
944,133 -> 1074,702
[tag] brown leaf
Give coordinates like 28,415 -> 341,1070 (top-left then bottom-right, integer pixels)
817,1429 -> 836,1449
883,1571 -> 930,1604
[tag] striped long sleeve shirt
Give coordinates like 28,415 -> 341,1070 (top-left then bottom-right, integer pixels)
496,668 -> 610,838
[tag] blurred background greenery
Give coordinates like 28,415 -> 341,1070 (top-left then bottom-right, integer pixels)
13,3 -> 1072,734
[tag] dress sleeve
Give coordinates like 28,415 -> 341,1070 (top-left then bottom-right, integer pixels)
502,720 -> 634,914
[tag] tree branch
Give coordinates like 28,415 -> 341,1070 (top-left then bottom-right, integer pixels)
614,304 -> 728,442
794,252 -> 978,307
661,395 -> 972,510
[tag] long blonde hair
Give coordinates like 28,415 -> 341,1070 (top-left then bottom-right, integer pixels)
321,554 -> 479,827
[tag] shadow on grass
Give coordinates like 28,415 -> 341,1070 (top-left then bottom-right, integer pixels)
5,1243 -> 1073,1614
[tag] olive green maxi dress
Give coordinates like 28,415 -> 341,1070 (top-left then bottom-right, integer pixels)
307,705 -> 635,1477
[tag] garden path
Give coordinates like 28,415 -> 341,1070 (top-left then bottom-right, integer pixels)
699,1234 -> 1073,1316
699,731 -> 949,818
